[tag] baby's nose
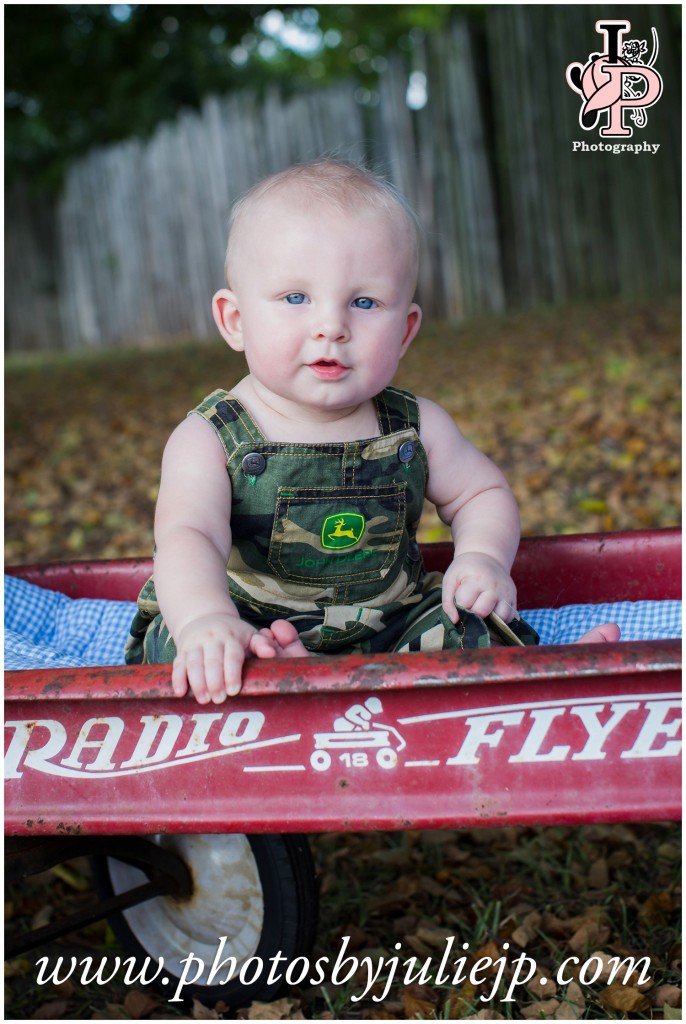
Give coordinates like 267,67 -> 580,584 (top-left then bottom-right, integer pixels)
311,309 -> 350,342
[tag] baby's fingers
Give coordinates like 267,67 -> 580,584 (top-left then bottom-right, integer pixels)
171,656 -> 190,699
223,643 -> 246,698
445,579 -> 494,620
188,643 -> 227,704
173,643 -> 245,704
174,648 -> 212,705
492,596 -> 518,624
446,581 -> 516,622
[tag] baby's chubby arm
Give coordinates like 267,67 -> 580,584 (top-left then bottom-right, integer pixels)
419,398 -> 520,623
153,416 -> 283,703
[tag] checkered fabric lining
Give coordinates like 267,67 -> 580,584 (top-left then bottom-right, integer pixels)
522,601 -> 682,646
5,574 -> 137,670
4,574 -> 682,671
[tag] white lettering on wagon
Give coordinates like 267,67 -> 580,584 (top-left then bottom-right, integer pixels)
398,693 -> 681,766
60,717 -> 126,772
622,699 -> 683,758
3,711 -> 301,779
4,694 -> 681,781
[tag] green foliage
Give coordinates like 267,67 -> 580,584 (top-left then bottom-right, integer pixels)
5,5 -> 253,190
5,4 -> 457,191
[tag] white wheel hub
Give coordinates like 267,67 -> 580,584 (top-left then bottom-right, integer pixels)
107,833 -> 264,982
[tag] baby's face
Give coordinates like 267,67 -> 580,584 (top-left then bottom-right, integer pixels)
223,192 -> 421,421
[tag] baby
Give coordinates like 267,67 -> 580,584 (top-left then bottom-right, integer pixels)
126,159 -> 618,703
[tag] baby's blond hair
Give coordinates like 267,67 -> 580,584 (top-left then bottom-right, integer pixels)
224,159 -> 419,287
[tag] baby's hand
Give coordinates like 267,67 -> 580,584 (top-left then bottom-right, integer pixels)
172,613 -> 263,704
442,552 -> 517,624
172,616 -> 310,704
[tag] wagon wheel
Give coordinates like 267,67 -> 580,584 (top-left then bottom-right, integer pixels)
92,833 -> 318,1008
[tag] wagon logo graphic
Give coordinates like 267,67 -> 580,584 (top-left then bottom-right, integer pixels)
566,20 -> 662,137
310,696 -> 405,771
321,512 -> 365,550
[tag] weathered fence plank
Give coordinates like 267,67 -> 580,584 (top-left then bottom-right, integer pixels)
5,184 -> 59,352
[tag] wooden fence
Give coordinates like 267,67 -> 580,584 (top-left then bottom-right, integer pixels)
5,6 -> 681,352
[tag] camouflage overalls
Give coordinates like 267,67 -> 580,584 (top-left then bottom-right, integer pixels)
125,386 -> 538,664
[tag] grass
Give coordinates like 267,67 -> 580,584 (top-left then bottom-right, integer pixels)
303,824 -> 681,1019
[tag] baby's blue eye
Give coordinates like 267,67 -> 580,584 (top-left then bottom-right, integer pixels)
285,293 -> 306,304
352,297 -> 376,309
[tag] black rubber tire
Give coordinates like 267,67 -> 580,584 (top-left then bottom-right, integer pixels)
92,833 -> 318,1008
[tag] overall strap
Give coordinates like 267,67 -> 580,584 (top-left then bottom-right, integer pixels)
188,389 -> 266,461
374,386 -> 421,436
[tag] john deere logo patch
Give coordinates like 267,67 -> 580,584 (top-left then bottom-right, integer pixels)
321,513 -> 365,550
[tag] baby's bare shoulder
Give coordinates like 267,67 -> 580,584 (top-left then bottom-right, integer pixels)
156,415 -> 232,535
162,414 -> 228,465
416,396 -> 466,447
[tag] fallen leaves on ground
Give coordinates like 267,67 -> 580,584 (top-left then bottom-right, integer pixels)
4,300 -> 681,1020
4,299 -> 680,566
4,823 -> 681,1019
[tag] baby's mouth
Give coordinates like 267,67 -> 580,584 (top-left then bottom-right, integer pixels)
308,359 -> 349,379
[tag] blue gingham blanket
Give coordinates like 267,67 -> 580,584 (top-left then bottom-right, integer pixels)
4,573 -> 682,672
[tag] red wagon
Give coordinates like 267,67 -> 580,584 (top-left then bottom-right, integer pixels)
5,529 -> 681,1006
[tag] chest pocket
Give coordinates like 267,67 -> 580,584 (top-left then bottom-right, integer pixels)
267,483 -> 407,586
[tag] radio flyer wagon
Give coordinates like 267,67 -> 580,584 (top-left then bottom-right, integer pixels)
5,529 -> 682,1006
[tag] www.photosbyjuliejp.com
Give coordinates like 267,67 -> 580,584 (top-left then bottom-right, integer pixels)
35,933 -> 652,1006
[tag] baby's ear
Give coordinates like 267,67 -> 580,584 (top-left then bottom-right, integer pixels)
212,289 -> 244,351
399,302 -> 422,358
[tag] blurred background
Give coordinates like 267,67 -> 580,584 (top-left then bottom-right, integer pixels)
5,4 -> 681,351
4,4 -> 682,564
4,9 -> 683,1021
